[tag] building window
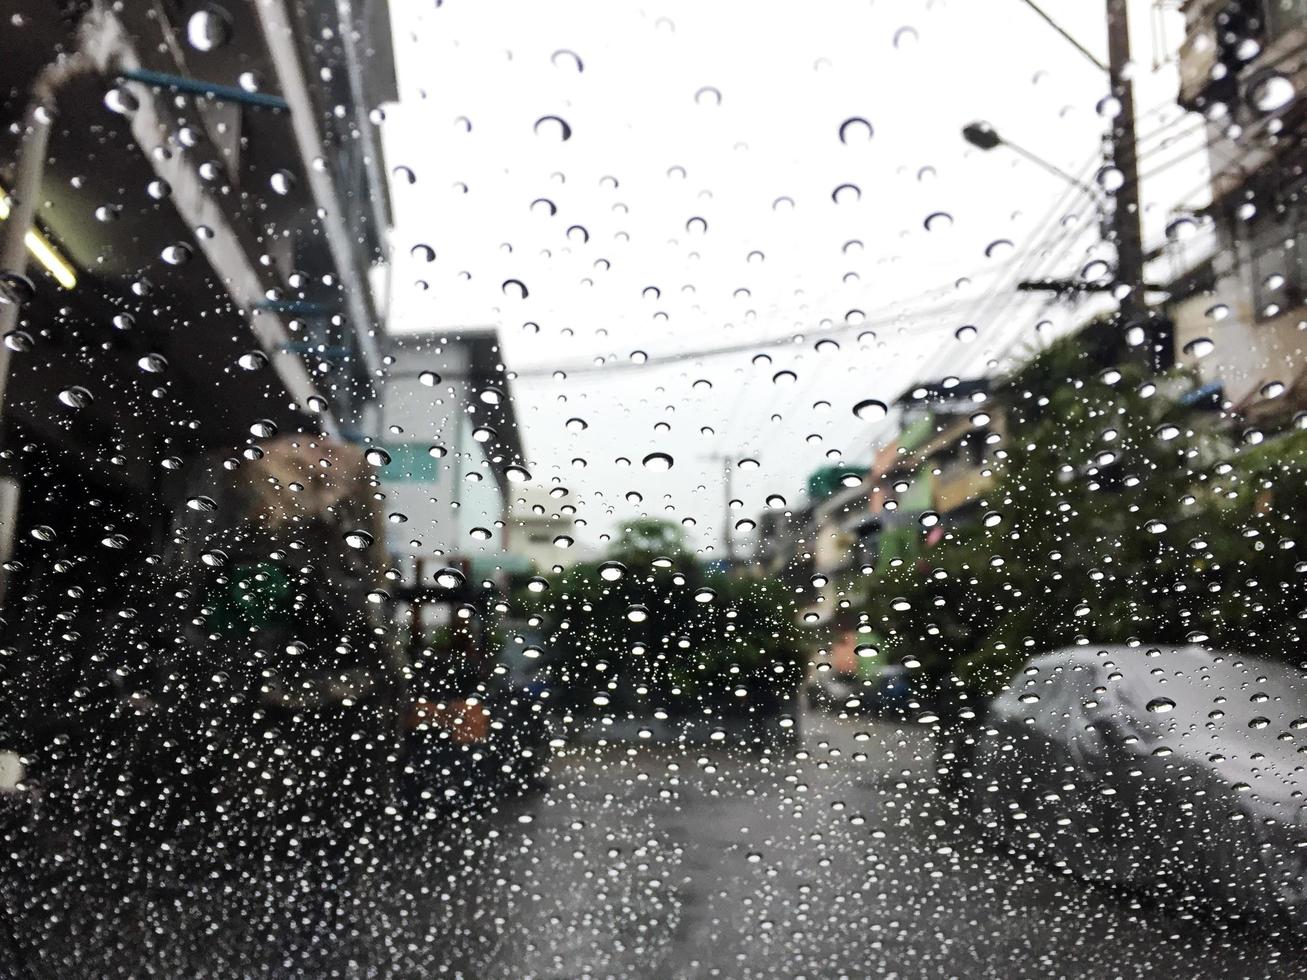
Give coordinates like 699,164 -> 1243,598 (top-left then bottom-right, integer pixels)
1264,0 -> 1307,38
1241,174 -> 1307,319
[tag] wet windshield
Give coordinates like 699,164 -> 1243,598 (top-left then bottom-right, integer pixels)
1,1 -> 1306,977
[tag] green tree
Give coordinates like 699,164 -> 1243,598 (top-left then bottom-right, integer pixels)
861,326 -> 1307,694
513,519 -> 805,721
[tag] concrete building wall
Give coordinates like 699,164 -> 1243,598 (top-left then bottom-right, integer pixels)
379,338 -> 515,563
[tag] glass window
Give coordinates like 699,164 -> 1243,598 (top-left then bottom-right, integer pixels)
0,1 -> 1305,975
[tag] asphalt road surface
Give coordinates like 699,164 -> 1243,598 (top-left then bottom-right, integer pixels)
1,710 -> 1302,978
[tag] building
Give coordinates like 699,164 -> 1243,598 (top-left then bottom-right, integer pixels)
377,328 -> 527,580
510,486 -> 595,572
0,0 -> 397,588
0,0 -> 398,788
1173,0 -> 1307,415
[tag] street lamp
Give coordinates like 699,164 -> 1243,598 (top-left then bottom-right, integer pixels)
961,121 -> 1099,201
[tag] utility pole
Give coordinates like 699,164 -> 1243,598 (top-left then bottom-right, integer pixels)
700,453 -> 736,564
1105,0 -> 1147,330
994,1 -> 1170,369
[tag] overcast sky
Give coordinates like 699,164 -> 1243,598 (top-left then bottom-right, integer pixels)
379,0 -> 1211,556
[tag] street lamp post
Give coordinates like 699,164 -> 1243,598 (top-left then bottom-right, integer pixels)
961,121 -> 1101,202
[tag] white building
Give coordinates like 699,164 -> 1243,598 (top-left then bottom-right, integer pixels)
509,486 -> 595,571
377,329 -> 527,579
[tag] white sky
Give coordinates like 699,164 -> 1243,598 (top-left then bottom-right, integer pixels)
379,0 -> 1211,555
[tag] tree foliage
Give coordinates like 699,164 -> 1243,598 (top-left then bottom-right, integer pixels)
860,331 -> 1307,692
514,519 -> 804,720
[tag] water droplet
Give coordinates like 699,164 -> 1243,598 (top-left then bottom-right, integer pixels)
1146,697 -> 1175,714
341,529 -> 373,551
428,445 -> 448,458
250,419 -> 276,438
551,48 -> 584,72
694,588 -> 716,603
831,183 -> 861,204
30,525 -> 55,542
984,239 -> 1014,259
566,417 -> 589,433
237,351 -> 268,371
365,447 -> 392,467
269,170 -> 295,195
161,243 -> 192,266
853,398 -> 887,421
533,115 -> 572,141
0,273 -> 34,308
527,576 -> 549,593
983,511 -> 1002,528
469,526 -> 492,541
103,87 -> 138,115
735,518 -> 756,532
200,549 -> 227,567
838,117 -> 873,143
1251,72 -> 1294,112
737,458 -> 760,471
505,464 -> 530,483
626,604 -> 650,623
893,25 -> 919,48
502,278 -> 529,299
434,567 -> 466,589
1096,166 -> 1124,192
641,452 -> 673,472
186,6 -> 231,52
694,85 -> 722,106
58,386 -> 93,409
553,535 -> 574,549
599,561 -> 626,582
772,370 -> 797,385
186,495 -> 217,512
922,211 -> 954,233
1183,337 -> 1215,358
3,330 -> 33,352
137,353 -> 168,373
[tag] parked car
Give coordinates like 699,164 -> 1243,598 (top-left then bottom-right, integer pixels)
952,644 -> 1307,930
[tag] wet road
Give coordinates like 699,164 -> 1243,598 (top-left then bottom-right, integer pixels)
2,710 -> 1303,978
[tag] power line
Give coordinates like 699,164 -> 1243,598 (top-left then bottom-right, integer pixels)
1016,0 -> 1108,72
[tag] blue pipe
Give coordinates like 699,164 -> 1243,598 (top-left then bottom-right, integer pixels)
256,299 -> 335,316
279,341 -> 353,359
121,68 -> 290,111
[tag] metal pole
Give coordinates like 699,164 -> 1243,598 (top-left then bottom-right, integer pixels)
0,47 -> 96,422
723,457 -> 734,564
1105,0 -> 1148,331
0,103 -> 55,361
